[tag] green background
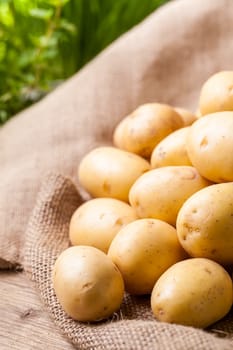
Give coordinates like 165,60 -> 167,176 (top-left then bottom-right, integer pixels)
0,0 -> 169,124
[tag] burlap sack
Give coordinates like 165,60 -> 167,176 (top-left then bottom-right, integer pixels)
1,0 -> 233,269
23,174 -> 233,350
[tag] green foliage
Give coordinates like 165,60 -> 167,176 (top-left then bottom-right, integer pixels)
0,0 -> 169,124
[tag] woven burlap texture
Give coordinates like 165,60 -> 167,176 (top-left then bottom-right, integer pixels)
24,174 -> 233,350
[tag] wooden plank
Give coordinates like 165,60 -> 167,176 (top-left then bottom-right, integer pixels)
0,271 -> 74,350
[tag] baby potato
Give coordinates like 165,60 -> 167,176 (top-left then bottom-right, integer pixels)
177,182 -> 233,265
129,166 -> 210,226
175,107 -> 197,126
53,246 -> 124,322
151,127 -> 192,168
151,258 -> 233,328
199,71 -> 233,115
113,103 -> 183,158
108,218 -> 187,295
69,198 -> 137,253
78,146 -> 150,202
187,112 -> 233,182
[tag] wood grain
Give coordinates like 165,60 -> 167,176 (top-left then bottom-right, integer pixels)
0,271 -> 74,350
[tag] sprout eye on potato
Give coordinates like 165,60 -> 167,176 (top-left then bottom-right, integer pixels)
54,70 -> 233,327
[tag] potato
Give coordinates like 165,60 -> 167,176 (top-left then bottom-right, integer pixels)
129,166 -> 210,226
113,103 -> 183,158
151,127 -> 192,168
78,146 -> 150,202
195,108 -> 202,118
176,182 -> 233,265
53,246 -> 124,322
69,198 -> 137,253
199,71 -> 233,115
187,112 -> 233,182
151,258 -> 233,328
108,218 -> 187,295
175,107 -> 197,126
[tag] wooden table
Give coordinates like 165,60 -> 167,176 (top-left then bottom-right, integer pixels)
0,271 -> 74,350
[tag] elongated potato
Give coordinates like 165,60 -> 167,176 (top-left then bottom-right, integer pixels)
113,103 -> 183,158
151,127 -> 192,168
187,112 -> 233,182
53,246 -> 124,322
129,166 -> 210,226
108,218 -> 187,295
177,182 -> 233,265
69,198 -> 137,253
78,146 -> 150,202
151,258 -> 233,328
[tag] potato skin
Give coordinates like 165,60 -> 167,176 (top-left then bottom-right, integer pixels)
108,218 -> 187,295
175,107 -> 197,126
69,198 -> 137,253
129,166 -> 210,226
176,182 -> 233,265
151,127 -> 192,168
187,112 -> 233,183
113,103 -> 183,158
53,246 -> 124,322
78,146 -> 150,202
199,71 -> 233,115
151,258 -> 233,328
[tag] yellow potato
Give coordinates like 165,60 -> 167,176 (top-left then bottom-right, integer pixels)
129,166 -> 210,226
78,146 -> 150,202
53,246 -> 124,322
113,103 -> 183,158
108,218 -> 187,295
199,71 -> 233,115
69,198 -> 137,253
175,107 -> 197,126
187,112 -> 233,182
176,182 -> 233,265
151,127 -> 192,168
151,258 -> 233,328
195,108 -> 202,118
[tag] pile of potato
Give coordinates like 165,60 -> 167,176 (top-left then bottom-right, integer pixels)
53,71 -> 233,328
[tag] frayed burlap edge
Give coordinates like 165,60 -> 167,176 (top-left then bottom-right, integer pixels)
23,173 -> 233,350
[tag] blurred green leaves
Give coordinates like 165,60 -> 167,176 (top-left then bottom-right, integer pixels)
0,0 -> 169,124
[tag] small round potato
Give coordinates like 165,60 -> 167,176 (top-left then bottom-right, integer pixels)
129,166 -> 210,226
176,182 -> 233,265
78,146 -> 150,202
199,71 -> 233,115
69,198 -> 137,253
151,127 -> 192,168
108,218 -> 187,295
113,103 -> 183,158
151,258 -> 233,328
187,112 -> 233,182
175,107 -> 197,126
53,246 -> 124,322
